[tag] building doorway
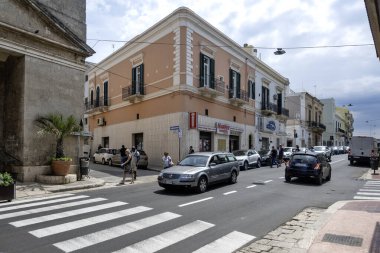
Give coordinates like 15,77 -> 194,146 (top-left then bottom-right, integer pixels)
229,135 -> 240,152
262,137 -> 269,150
102,137 -> 109,148
199,131 -> 212,152
133,133 -> 144,150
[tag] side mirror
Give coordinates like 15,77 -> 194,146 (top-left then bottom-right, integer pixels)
209,162 -> 217,167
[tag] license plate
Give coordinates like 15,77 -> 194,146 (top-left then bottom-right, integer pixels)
295,163 -> 307,167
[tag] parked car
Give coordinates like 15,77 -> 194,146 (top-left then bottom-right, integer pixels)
232,149 -> 261,170
285,151 -> 332,185
108,149 -> 149,169
157,152 -> 239,193
313,146 -> 332,161
258,150 -> 271,166
331,146 -> 339,155
283,147 -> 295,161
93,148 -> 117,164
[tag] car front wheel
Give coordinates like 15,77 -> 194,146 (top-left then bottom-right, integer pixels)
102,158 -> 106,165
243,161 -> 249,171
108,159 -> 113,166
197,176 -> 208,193
256,159 -> 261,168
316,172 -> 323,185
229,171 -> 237,184
326,169 -> 331,181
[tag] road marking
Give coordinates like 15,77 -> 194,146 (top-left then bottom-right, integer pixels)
113,220 -> 214,253
0,194 -> 74,207
365,182 -> 380,186
279,177 -> 285,179
354,196 -> 380,200
264,180 -> 273,183
178,197 -> 213,207
357,192 -> 380,196
0,198 -> 106,220
10,201 -> 127,227
246,185 -> 257,189
0,195 -> 89,213
53,212 -> 181,253
223,191 -> 237,195
359,189 -> 380,192
30,206 -> 152,238
193,231 -> 256,253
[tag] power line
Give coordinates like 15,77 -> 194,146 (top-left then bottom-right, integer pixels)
86,39 -> 374,50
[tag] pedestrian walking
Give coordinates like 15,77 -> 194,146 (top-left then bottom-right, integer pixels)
278,144 -> 284,167
120,149 -> 132,184
295,145 -> 300,152
120,145 -> 127,164
370,149 -> 379,174
130,146 -> 140,183
189,146 -> 194,154
162,152 -> 173,169
270,146 -> 278,168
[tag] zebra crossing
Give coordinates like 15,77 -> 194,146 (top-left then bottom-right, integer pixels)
354,180 -> 380,200
0,194 -> 255,253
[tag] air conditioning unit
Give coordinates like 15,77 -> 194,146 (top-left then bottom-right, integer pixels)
97,117 -> 105,126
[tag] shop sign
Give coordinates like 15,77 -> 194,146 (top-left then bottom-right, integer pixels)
189,112 -> 197,129
216,122 -> 230,135
198,125 -> 216,132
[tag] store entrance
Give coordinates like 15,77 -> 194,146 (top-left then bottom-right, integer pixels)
229,135 -> 240,152
199,131 -> 212,152
133,133 -> 144,150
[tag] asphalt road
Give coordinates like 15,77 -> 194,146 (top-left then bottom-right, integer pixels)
0,154 -> 370,253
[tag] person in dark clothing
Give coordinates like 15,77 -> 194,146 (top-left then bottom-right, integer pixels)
278,144 -> 284,167
295,145 -> 300,152
270,146 -> 278,168
120,145 -> 127,168
189,146 -> 194,154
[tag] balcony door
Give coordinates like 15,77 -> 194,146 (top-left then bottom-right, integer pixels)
132,64 -> 144,95
229,69 -> 240,98
200,53 -> 215,88
103,81 -> 108,106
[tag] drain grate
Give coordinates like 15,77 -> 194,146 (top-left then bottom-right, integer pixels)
322,233 -> 363,247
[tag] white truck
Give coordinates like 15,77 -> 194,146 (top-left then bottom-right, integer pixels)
348,136 -> 378,165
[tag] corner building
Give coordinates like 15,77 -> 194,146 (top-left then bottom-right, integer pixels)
85,7 -> 289,166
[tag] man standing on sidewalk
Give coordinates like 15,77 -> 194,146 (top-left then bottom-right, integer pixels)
270,146 -> 278,168
130,146 -> 140,183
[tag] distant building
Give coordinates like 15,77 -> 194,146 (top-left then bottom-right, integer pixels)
286,91 -> 325,147
0,0 -> 94,181
84,7 -> 289,166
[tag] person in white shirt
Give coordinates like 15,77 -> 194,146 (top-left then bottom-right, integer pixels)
162,152 -> 173,169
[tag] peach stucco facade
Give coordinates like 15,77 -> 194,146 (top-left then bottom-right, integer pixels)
85,7 -> 289,166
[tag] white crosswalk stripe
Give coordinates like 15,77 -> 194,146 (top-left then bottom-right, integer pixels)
0,193 -> 74,207
357,192 -> 380,196
30,205 -> 153,238
10,201 -> 127,227
0,195 -> 89,213
53,212 -> 181,253
193,231 -> 256,253
0,197 -> 106,220
113,220 -> 214,253
354,181 -> 380,200
354,196 -> 380,200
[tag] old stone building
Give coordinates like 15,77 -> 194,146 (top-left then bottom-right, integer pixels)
0,0 -> 94,181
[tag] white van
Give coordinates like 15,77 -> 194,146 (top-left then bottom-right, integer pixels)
348,136 -> 378,165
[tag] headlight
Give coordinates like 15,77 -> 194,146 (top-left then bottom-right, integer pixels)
158,172 -> 163,177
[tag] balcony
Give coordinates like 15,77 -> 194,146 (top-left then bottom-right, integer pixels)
85,96 -> 110,113
261,102 -> 277,116
122,84 -> 144,102
197,75 -> 225,97
228,88 -> 249,106
307,121 -> 326,133
336,127 -> 346,136
276,107 -> 289,120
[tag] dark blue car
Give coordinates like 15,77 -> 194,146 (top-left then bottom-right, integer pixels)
285,151 -> 332,185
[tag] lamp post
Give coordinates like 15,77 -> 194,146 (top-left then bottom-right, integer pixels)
274,48 -> 286,55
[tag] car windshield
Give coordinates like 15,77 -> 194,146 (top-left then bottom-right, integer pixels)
232,150 -> 246,156
290,155 -> 317,165
283,148 -> 293,152
258,150 -> 270,156
178,155 -> 208,167
314,147 -> 324,151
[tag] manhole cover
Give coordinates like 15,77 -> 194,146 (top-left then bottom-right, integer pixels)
322,233 -> 363,247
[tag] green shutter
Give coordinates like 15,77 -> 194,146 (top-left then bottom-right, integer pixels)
236,72 -> 241,98
132,67 -> 136,95
140,64 -> 144,95
210,58 -> 215,89
229,69 -> 233,98
200,53 -> 204,87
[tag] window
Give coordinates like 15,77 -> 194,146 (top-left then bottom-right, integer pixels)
262,86 -> 269,108
248,80 -> 255,99
132,64 -> 144,95
205,109 -> 208,116
90,90 -> 94,105
200,53 -> 215,88
103,81 -> 109,106
96,87 -> 100,107
229,69 -> 241,98
277,92 -> 282,113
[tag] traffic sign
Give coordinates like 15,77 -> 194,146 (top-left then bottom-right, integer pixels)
170,125 -> 180,131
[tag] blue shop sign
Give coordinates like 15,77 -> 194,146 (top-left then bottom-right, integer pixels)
266,120 -> 276,131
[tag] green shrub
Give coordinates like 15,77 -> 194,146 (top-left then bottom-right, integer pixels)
0,172 -> 14,187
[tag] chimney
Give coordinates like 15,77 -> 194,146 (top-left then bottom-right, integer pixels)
243,44 -> 257,57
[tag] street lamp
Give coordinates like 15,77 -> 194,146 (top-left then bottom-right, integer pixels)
274,48 -> 286,55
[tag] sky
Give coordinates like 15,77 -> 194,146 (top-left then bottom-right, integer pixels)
85,0 -> 380,139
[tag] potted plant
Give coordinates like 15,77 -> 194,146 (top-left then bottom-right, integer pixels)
35,113 -> 81,176
0,172 -> 15,202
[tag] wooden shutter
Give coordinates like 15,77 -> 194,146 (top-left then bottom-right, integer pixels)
139,64 -> 144,95
200,53 -> 205,87
247,80 -> 251,100
132,67 -> 136,95
252,82 -> 255,99
210,58 -> 215,89
236,72 -> 241,98
229,69 -> 233,98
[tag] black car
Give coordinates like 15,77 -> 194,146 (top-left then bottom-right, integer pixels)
258,150 -> 271,166
285,151 -> 331,185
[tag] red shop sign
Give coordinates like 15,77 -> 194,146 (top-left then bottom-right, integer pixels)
189,112 -> 197,129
